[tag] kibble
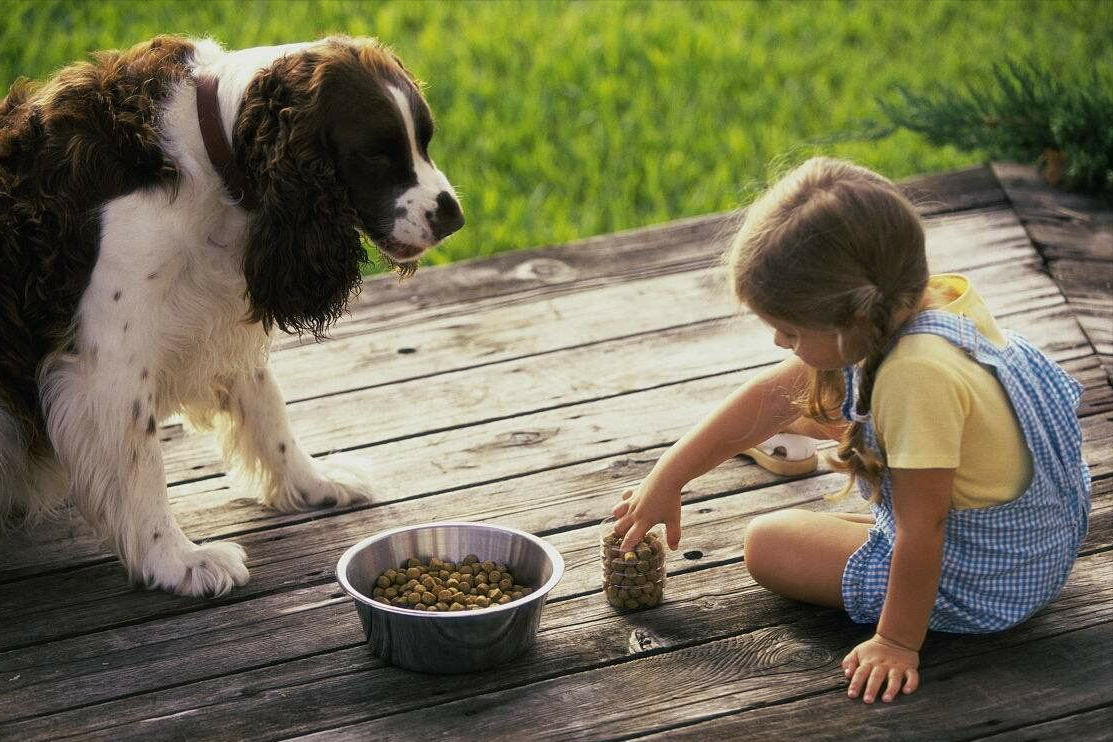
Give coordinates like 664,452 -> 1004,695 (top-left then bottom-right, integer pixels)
371,555 -> 535,612
601,525 -> 666,611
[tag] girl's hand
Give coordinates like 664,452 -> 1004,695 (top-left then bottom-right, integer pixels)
611,481 -> 681,553
841,634 -> 920,703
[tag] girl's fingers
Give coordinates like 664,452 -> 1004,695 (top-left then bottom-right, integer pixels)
612,488 -> 637,518
882,668 -> 903,702
847,664 -> 871,699
903,668 -> 920,694
619,522 -> 647,553
665,518 -> 681,551
862,666 -> 887,703
612,513 -> 634,537
841,650 -> 859,677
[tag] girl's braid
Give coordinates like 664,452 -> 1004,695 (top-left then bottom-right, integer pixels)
834,287 -> 897,501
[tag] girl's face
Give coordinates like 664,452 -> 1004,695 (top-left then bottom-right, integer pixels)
758,313 -> 867,370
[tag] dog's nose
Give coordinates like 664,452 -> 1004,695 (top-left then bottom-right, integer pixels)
429,191 -> 465,240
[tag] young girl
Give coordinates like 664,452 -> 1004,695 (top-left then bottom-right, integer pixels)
611,157 -> 1090,704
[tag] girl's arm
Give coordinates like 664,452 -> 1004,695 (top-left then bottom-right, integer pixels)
880,467 -> 954,647
843,466 -> 954,703
613,355 -> 811,552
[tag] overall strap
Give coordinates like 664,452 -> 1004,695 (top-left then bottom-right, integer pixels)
841,365 -> 864,423
840,309 -> 985,423
897,310 -> 982,356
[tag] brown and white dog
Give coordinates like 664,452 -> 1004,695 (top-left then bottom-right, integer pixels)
0,36 -> 463,596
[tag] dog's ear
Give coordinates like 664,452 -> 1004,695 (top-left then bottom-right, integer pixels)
236,55 -> 368,339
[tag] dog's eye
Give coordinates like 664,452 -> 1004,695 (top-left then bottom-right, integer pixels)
358,150 -> 395,170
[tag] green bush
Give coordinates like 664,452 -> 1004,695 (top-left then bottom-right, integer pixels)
870,59 -> 1113,194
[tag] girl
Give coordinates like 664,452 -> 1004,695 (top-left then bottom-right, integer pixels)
611,157 -> 1090,704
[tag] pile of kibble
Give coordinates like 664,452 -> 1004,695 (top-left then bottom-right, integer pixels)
601,528 -> 666,610
371,554 -> 534,612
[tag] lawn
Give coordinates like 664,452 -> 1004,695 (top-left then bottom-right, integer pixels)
2,0 -> 1110,271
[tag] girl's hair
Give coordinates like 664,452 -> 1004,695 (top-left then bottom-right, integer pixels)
727,157 -> 929,500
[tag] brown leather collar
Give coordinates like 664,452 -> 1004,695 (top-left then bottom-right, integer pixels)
195,74 -> 259,211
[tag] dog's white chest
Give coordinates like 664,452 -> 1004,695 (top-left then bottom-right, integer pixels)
78,190 -> 263,408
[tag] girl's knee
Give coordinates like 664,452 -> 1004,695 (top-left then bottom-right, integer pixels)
744,510 -> 803,585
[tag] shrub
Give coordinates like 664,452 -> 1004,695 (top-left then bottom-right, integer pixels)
867,58 -> 1113,195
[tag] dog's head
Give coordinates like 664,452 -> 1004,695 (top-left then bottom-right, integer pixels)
236,37 -> 463,337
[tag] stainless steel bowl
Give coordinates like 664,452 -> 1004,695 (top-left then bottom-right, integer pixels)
336,521 -> 565,674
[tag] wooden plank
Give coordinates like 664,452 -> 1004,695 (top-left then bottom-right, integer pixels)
266,205 -> 1037,402
2,432 -> 1109,716
158,262 -> 1086,487
0,165 -> 1102,740
968,707 -> 1113,742
314,166 -> 1007,337
992,161 -> 1113,219
160,303 -> 1103,493
0,253 -> 1058,580
1048,258 -> 1113,308
192,576 -> 1113,742
1048,257 -> 1113,371
992,162 -> 1113,264
0,301 -> 1107,631
1028,221 -> 1113,263
1074,305 -> 1113,353
11,469 -> 1113,732
8,208 -> 1034,574
2,311 -> 1104,587
0,468 -> 859,648
4,523 -> 1110,741
3,341 -> 1106,587
628,625 -> 1113,742
3,349 -> 1108,591
896,165 -> 1010,216
1072,354 -> 1113,417
0,300 -> 1104,600
992,161 -> 1113,385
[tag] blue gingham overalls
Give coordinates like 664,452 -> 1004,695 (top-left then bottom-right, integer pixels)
840,310 -> 1091,633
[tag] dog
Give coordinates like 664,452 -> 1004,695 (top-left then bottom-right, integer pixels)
0,35 -> 463,596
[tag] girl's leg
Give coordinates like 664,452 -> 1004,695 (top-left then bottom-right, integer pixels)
831,512 -> 875,524
743,510 -> 872,608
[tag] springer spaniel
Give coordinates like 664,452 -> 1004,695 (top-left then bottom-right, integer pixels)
0,36 -> 463,596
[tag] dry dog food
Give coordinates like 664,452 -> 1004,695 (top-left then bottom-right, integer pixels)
601,524 -> 666,610
371,554 -> 534,612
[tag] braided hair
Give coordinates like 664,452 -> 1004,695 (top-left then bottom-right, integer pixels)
728,157 -> 928,500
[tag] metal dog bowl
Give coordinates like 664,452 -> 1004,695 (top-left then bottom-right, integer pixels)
336,521 -> 564,674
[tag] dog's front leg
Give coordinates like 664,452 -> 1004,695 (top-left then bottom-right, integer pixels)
214,365 -> 371,512
43,356 -> 250,597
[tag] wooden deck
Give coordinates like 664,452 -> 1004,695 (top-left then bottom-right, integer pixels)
1,164 -> 1111,741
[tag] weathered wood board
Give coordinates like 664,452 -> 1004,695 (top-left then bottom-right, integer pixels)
0,165 -> 1109,741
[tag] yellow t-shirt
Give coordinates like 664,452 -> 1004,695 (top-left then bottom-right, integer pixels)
871,274 -> 1033,510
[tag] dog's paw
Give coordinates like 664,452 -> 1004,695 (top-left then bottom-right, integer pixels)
140,540 -> 250,598
266,456 -> 373,513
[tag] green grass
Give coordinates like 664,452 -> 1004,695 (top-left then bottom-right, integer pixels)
3,0 -> 1111,272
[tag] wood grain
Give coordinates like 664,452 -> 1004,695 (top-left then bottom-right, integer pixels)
3,349 -> 1109,650
5,537 -> 1110,741
0,165 -> 1108,742
992,162 -> 1113,383
2,468 -> 1109,728
629,624 -> 1113,742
